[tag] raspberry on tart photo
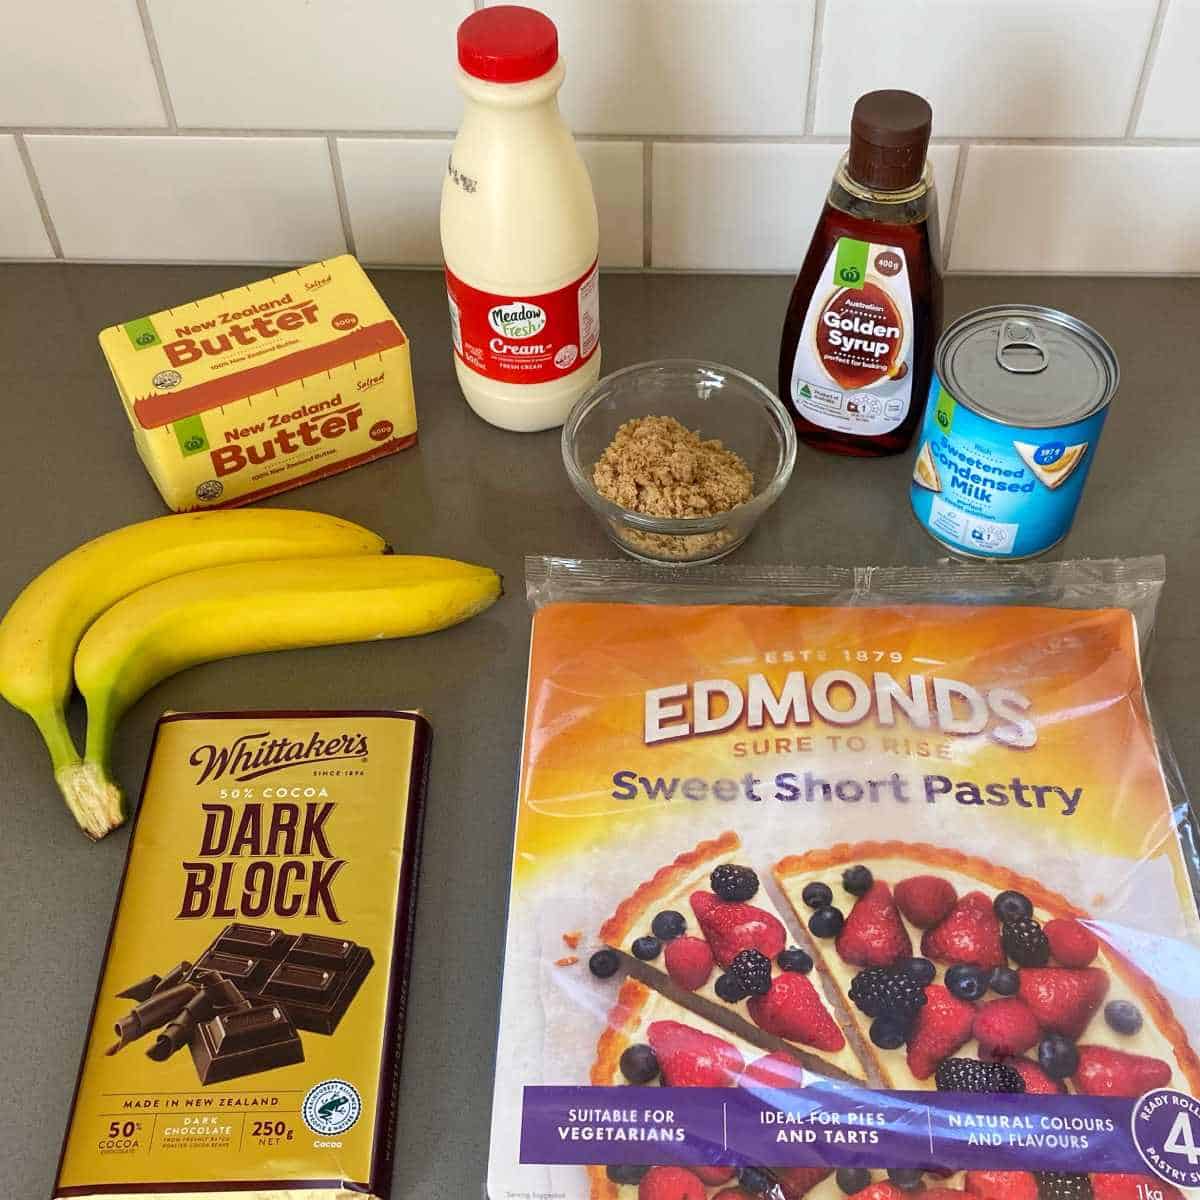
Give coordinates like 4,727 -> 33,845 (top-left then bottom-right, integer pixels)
598,832 -> 867,1082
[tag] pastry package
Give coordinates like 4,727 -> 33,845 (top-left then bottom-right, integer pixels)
488,555 -> 1200,1199
54,710 -> 430,1200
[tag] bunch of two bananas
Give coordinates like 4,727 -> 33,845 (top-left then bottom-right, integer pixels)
0,510 -> 500,840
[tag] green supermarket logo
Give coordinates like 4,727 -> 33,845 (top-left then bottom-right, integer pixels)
937,409 -> 950,429
838,266 -> 862,284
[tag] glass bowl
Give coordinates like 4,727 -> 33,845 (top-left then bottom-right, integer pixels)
562,359 -> 797,565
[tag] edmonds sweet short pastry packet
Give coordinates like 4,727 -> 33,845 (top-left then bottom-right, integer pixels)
489,556 -> 1200,1200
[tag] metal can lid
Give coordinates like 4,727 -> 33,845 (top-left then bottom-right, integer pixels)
937,304 -> 1119,428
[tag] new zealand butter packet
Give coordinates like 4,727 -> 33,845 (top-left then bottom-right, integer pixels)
491,556 -> 1200,1200
98,256 -> 417,511
54,710 -> 429,1200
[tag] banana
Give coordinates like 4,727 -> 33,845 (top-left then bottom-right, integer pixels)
0,510 -> 386,838
73,555 -> 501,826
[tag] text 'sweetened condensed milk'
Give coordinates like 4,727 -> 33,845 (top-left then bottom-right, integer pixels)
910,305 -> 1118,559
99,256 -> 417,511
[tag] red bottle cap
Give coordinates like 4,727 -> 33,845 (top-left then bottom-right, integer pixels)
457,6 -> 559,84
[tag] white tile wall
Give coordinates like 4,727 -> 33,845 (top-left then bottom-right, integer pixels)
339,139 -> 644,268
0,0 -> 166,128
951,146 -> 1200,274
27,137 -> 346,263
339,140 -> 453,267
147,0 -> 470,132
485,0 -> 816,136
815,0 -> 1158,138
0,138 -> 52,258
652,143 -> 959,271
3,0 -> 1199,272
1136,0 -> 1200,138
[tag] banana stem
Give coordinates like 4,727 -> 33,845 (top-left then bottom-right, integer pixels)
55,763 -> 125,841
28,704 -> 124,839
82,694 -> 121,774
29,703 -> 81,774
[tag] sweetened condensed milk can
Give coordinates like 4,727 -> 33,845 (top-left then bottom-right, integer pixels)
910,305 -> 1119,559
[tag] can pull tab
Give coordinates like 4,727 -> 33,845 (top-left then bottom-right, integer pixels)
996,319 -> 1049,374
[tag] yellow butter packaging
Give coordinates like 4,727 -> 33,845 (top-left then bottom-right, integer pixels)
98,257 -> 417,511
54,710 -> 430,1200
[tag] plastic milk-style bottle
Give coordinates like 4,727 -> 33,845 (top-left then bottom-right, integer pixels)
441,5 -> 601,432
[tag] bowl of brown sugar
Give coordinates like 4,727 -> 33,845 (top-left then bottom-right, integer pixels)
562,360 -> 796,564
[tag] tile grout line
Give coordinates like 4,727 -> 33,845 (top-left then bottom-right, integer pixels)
7,126 -> 1200,147
642,141 -> 653,268
13,134 -> 64,259
940,144 -> 970,273
1126,0 -> 1172,137
803,0 -> 827,135
135,0 -> 178,132
327,137 -> 357,256
1,256 -> 1196,279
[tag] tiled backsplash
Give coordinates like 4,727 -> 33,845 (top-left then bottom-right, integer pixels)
2,0 -> 1196,273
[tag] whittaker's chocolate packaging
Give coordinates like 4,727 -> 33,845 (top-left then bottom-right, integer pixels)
54,710 -> 430,1200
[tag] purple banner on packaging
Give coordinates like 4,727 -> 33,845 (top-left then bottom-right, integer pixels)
519,1081 -> 1151,1176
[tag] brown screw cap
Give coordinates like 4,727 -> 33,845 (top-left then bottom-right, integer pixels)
848,89 -> 933,191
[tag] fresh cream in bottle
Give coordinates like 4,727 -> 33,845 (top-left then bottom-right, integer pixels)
441,5 -> 601,433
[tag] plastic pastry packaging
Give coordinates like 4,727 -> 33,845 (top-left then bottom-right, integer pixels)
489,554 -> 1200,1200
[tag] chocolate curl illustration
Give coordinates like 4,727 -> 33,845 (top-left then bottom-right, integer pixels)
106,982 -> 199,1055
146,990 -> 217,1062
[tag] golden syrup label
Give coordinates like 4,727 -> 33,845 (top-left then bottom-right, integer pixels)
789,237 -> 915,436
99,257 -> 417,511
55,711 -> 428,1198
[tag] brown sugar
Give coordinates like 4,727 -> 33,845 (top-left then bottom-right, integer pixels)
591,415 -> 754,561
592,415 -> 753,518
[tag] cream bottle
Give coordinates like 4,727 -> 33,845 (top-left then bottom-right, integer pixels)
441,5 -> 601,433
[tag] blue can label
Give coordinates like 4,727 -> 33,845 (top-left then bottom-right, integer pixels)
910,376 -> 1108,558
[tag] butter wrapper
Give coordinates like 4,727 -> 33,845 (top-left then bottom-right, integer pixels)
99,257 -> 417,511
54,710 -> 430,1200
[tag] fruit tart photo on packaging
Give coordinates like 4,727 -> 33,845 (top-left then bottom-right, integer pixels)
53,709 -> 430,1200
489,555 -> 1200,1200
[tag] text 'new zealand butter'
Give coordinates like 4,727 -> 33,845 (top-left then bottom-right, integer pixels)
99,255 -> 417,511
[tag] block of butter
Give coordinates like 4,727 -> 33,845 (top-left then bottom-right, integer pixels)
99,256 -> 417,510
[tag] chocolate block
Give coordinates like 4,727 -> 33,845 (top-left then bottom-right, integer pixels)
289,933 -> 357,969
189,1004 -> 304,1085
210,923 -> 296,961
188,924 -> 374,1036
258,943 -> 373,1035
192,948 -> 274,993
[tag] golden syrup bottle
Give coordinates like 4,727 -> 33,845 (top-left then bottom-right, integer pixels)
779,90 -> 942,456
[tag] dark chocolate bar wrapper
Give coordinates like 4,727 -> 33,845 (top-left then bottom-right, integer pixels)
53,711 -> 430,1200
